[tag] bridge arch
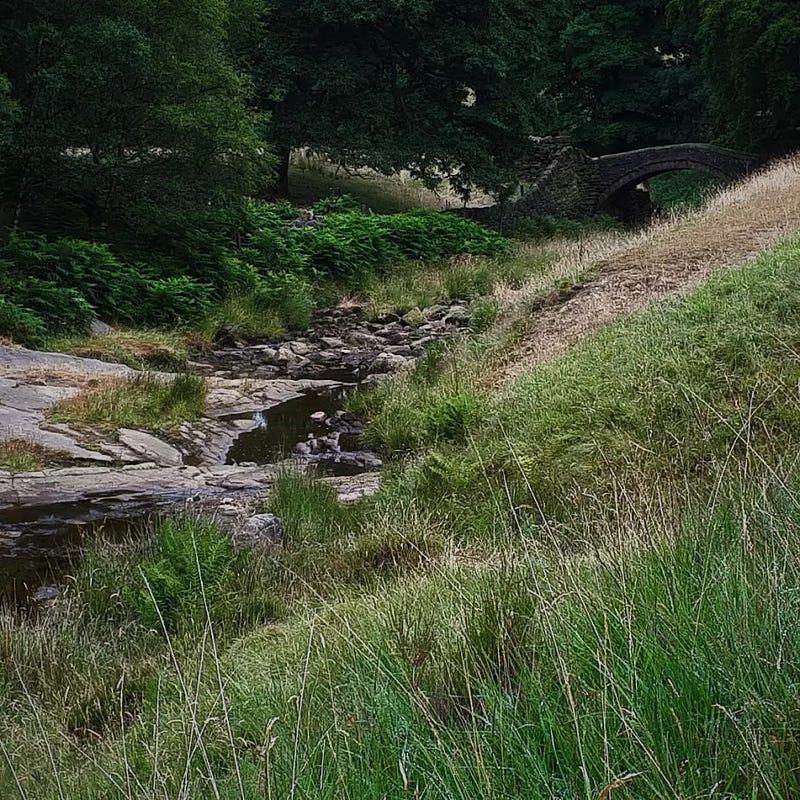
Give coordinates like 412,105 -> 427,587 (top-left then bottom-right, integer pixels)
596,144 -> 762,208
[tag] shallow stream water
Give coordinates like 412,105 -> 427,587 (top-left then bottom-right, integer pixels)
0,381 -> 374,605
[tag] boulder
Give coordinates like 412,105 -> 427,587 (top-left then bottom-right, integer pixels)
233,513 -> 284,547
90,319 -> 113,336
401,307 -> 425,327
213,323 -> 245,348
370,352 -> 410,374
288,340 -> 313,357
31,585 -> 61,604
360,373 -> 393,388
422,304 -> 449,321
444,305 -> 471,325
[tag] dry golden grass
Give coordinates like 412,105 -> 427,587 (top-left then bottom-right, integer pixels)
495,155 -> 800,381
289,149 -> 495,211
47,328 -> 201,371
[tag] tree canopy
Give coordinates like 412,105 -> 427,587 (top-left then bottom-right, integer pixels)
0,0 -> 269,236
540,0 -> 708,153
254,0 -> 564,197
670,0 -> 800,152
0,0 -> 797,223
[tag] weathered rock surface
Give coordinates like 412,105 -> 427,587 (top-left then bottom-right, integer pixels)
0,463 -> 380,535
117,428 -> 183,467
233,513 -> 284,548
0,375 -> 111,462
0,346 -> 134,380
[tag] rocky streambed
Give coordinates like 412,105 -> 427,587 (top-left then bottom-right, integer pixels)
0,299 -> 475,599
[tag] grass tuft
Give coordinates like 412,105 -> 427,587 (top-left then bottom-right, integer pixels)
49,371 -> 208,429
0,439 -> 67,472
46,328 -> 199,371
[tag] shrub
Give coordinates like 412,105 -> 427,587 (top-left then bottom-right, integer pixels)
254,271 -> 316,330
142,276 -> 214,327
0,231 -> 145,322
469,298 -> 500,332
312,193 -> 361,214
424,391 -> 485,442
379,209 -> 511,260
125,518 -> 235,631
8,277 -> 95,335
0,296 -> 47,346
246,205 -> 510,282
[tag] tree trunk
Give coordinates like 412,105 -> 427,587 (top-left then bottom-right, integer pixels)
274,146 -> 291,198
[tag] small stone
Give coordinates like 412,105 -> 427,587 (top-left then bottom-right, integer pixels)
275,345 -> 302,364
233,514 -> 284,548
31,585 -> 61,604
444,305 -> 471,325
310,410 -> 327,422
289,341 -> 313,356
294,442 -> 311,455
319,336 -> 346,349
402,307 -> 425,327
118,429 -> 183,467
347,331 -> 383,348
360,373 -> 393,388
214,323 -> 245,348
370,351 -> 409,374
422,304 -> 448,321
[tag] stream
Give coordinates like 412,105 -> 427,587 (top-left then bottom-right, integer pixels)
0,298 -> 474,605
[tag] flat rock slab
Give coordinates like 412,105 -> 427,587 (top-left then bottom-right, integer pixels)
0,346 -> 135,380
205,378 -> 341,418
0,399 -> 112,462
0,463 -> 380,533
117,429 -> 183,467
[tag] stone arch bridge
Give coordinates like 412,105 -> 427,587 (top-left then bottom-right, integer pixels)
462,141 -> 764,226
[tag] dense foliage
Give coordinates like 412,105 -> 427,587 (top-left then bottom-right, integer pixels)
540,0 -> 708,152
0,0 -> 268,237
670,0 -> 800,152
254,0 -> 563,197
0,207 -> 509,343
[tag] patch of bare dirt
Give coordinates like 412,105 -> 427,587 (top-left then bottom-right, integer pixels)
497,156 -> 800,382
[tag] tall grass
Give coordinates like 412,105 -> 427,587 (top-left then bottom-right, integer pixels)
46,329 -> 199,371
4,173 -> 800,797
0,439 -> 66,472
3,478 -> 800,798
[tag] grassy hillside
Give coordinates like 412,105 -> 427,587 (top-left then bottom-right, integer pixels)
4,163 -> 800,798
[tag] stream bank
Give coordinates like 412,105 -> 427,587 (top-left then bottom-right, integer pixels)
0,297 -> 478,596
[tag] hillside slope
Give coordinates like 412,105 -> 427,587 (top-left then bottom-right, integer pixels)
500,156 -> 800,380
